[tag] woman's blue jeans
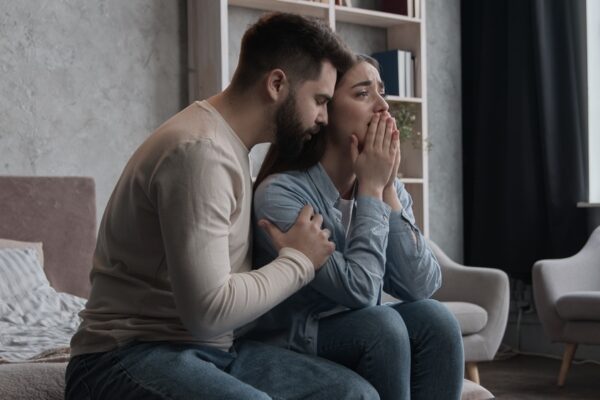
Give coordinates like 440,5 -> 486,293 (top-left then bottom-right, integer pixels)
317,299 -> 464,400
65,339 -> 379,400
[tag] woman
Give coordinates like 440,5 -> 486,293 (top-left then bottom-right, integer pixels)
251,55 -> 464,400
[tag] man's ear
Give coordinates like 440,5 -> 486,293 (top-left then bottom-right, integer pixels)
265,69 -> 288,102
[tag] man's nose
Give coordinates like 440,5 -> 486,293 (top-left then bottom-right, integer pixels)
316,109 -> 328,126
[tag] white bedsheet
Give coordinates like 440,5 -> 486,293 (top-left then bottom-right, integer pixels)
0,286 -> 85,362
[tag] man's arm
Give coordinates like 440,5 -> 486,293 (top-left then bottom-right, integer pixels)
152,141 -> 329,340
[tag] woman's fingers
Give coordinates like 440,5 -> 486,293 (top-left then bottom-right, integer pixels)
383,117 -> 395,153
373,114 -> 388,150
364,113 -> 380,150
350,134 -> 359,165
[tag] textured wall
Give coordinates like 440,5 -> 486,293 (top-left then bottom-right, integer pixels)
427,0 -> 463,261
0,1 -> 187,222
1,1 -> 461,258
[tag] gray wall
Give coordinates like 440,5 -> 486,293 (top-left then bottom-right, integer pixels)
426,0 -> 463,261
0,1 -> 462,262
0,1 -> 187,221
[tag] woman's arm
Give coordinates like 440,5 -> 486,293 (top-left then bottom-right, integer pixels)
382,179 -> 442,301
254,175 -> 391,309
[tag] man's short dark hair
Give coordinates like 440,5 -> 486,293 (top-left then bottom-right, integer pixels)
231,12 -> 353,91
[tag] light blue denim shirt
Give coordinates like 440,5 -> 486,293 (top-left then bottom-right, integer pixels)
249,163 -> 441,354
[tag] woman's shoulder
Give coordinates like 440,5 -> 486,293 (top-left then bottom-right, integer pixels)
255,170 -> 312,196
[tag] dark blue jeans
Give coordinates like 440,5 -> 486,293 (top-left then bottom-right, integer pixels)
317,299 -> 464,400
65,339 -> 378,399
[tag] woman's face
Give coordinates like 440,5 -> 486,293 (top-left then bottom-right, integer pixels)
328,61 -> 389,146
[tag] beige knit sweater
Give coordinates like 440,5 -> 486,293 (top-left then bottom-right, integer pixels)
71,101 -> 314,356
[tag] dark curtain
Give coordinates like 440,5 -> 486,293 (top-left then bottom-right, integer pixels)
462,0 -> 589,282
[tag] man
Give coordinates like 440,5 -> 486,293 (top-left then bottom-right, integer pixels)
66,12 -> 377,400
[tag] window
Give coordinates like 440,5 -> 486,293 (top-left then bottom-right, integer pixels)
587,0 -> 599,204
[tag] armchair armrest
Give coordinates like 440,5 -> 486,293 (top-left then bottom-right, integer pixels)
532,226 -> 600,342
429,240 -> 510,360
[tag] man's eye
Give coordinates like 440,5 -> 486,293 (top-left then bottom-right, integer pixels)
316,98 -> 328,105
380,92 -> 387,98
358,91 -> 369,97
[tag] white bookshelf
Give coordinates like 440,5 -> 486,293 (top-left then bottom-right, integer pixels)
188,0 -> 429,236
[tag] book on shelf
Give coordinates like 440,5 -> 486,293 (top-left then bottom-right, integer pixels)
380,0 -> 406,15
372,50 -> 415,98
380,0 -> 420,18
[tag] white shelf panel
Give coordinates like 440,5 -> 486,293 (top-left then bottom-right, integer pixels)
334,5 -> 420,28
385,95 -> 422,104
400,178 -> 423,184
229,0 -> 329,19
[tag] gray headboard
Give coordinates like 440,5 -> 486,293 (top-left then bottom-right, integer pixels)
0,176 -> 96,298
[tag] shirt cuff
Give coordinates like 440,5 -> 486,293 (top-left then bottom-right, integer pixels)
355,195 -> 392,224
389,209 -> 419,234
278,247 -> 315,283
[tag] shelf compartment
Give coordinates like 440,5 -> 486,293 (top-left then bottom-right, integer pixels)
229,0 -> 329,19
334,5 -> 420,27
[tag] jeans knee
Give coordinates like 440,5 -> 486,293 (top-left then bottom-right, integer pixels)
416,299 -> 463,348
245,391 -> 272,400
365,306 -> 410,348
334,377 -> 380,400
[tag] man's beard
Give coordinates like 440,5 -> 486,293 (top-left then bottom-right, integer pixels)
274,93 -> 322,159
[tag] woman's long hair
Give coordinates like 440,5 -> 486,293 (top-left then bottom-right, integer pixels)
254,54 -> 379,189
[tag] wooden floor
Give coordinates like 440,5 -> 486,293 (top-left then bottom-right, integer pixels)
478,354 -> 600,400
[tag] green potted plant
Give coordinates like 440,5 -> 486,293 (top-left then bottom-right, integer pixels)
389,103 -> 432,151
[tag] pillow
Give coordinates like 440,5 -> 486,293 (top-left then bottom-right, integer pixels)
0,238 -> 44,267
0,247 -> 51,302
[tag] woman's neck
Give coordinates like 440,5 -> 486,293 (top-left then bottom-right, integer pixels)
321,144 -> 356,200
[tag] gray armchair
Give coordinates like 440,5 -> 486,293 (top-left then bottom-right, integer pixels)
429,241 -> 510,385
532,225 -> 600,386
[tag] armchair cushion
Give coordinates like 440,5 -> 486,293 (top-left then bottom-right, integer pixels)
556,292 -> 600,321
444,302 -> 488,335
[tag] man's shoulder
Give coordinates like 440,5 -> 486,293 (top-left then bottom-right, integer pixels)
153,101 -> 220,143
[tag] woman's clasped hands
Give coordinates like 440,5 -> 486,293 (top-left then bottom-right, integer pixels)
350,112 -> 402,200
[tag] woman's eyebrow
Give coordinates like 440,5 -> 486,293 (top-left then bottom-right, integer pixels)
351,80 -> 372,88
351,79 -> 385,91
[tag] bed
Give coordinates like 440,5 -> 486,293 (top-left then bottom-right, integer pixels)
0,176 -> 96,400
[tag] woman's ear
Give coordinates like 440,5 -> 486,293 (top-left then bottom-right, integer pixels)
265,69 -> 288,102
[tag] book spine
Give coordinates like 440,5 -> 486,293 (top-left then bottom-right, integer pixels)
398,51 -> 406,97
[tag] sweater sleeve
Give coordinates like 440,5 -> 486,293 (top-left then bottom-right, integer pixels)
151,140 -> 314,340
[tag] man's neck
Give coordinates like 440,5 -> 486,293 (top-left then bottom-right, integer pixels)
321,144 -> 356,200
206,88 -> 274,150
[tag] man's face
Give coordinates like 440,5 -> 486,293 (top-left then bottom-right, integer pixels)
274,61 -> 337,157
